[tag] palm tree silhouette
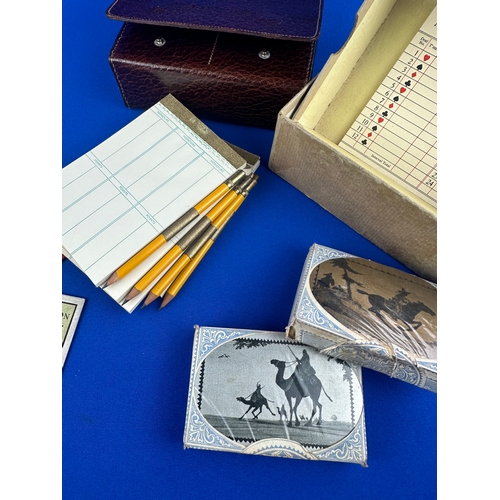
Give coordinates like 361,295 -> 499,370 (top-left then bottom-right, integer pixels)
330,259 -> 364,300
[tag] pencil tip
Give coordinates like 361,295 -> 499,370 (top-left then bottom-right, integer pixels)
124,287 -> 140,303
159,293 -> 174,310
105,272 -> 119,287
142,294 -> 157,308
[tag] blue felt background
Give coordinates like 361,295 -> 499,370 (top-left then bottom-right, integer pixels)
62,1 -> 437,498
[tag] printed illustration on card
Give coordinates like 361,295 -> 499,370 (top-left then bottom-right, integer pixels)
184,327 -> 367,465
309,257 -> 436,359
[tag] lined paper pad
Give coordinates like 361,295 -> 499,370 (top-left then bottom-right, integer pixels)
340,7 -> 437,209
62,99 -> 246,311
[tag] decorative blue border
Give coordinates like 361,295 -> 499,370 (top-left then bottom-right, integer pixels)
289,244 -> 437,393
183,326 -> 368,465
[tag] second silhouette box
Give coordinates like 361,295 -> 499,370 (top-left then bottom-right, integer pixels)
286,243 -> 437,392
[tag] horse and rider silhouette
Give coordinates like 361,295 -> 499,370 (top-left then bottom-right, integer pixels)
270,349 -> 332,428
357,287 -> 435,331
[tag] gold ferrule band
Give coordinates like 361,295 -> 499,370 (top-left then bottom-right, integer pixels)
177,216 -> 212,250
185,225 -> 218,259
161,208 -> 198,241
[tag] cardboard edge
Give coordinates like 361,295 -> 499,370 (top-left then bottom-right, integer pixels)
160,94 -> 246,170
269,103 -> 437,281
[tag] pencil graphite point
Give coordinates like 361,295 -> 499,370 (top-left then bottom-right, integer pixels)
142,292 -> 159,308
103,172 -> 245,289
124,287 -> 141,302
104,271 -> 119,287
157,172 -> 258,311
159,292 -> 175,310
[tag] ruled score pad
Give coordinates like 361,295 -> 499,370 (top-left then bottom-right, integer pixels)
62,99 -> 244,310
340,6 -> 437,208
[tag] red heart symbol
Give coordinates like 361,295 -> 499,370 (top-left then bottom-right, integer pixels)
400,87 -> 406,93
378,117 -> 384,123
424,54 -> 430,61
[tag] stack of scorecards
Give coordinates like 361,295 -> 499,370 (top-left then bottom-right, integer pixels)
62,95 -> 259,313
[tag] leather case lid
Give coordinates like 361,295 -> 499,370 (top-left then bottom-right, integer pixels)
106,0 -> 323,41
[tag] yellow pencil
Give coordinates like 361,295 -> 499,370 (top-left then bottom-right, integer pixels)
104,169 -> 246,286
160,175 -> 258,309
141,225 -> 218,308
123,175 -> 256,303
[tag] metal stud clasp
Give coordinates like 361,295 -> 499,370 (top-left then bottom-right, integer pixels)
258,50 -> 271,60
154,37 -> 166,47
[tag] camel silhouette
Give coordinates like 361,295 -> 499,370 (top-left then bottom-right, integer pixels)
236,384 -> 275,420
270,358 -> 332,427
276,404 -> 288,422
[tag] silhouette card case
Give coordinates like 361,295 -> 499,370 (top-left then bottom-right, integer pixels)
106,0 -> 323,128
184,325 -> 367,465
287,244 -> 437,392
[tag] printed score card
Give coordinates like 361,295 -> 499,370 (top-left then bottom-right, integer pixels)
340,6 -> 437,209
62,95 -> 251,312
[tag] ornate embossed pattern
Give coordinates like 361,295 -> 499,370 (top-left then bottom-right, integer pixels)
244,439 -> 314,460
289,244 -> 437,392
197,327 -> 240,360
316,423 -> 367,465
288,244 -> 353,334
310,245 -> 354,267
183,326 -> 368,465
297,289 -> 356,339
186,405 -> 241,451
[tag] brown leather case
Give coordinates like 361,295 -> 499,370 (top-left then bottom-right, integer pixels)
107,0 -> 323,128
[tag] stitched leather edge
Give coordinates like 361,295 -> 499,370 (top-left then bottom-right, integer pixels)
106,0 -> 323,41
108,25 -> 131,107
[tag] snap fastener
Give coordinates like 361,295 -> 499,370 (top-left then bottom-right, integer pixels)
258,50 -> 271,60
154,37 -> 166,47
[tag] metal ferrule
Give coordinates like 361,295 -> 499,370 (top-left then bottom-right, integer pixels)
177,216 -> 212,250
211,214 -> 233,243
241,177 -> 258,196
238,173 -> 257,191
232,185 -> 243,195
185,225 -> 218,259
161,207 -> 198,241
226,169 -> 246,188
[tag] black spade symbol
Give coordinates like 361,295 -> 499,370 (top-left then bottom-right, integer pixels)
417,64 -> 423,70
393,96 -> 399,102
372,126 -> 378,131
